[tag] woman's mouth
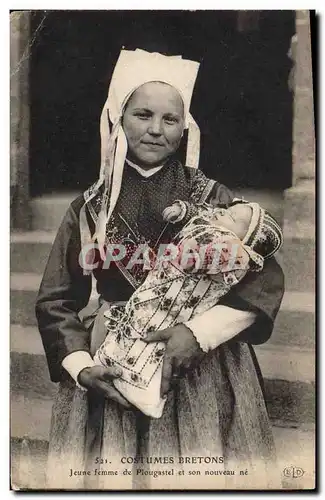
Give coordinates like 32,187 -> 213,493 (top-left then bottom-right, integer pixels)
141,141 -> 164,148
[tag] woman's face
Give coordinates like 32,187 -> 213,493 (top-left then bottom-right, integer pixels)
122,82 -> 185,168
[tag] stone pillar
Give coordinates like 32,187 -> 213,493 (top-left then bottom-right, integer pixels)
10,11 -> 31,230
282,10 -> 315,312
290,11 -> 315,185
283,10 -> 315,236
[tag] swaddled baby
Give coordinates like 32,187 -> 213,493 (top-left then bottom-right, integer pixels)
94,199 -> 283,418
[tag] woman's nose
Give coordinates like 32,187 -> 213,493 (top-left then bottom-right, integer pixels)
148,118 -> 163,136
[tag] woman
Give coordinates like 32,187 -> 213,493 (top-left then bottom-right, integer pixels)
36,49 -> 284,490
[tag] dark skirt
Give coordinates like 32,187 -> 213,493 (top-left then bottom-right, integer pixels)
46,336 -> 281,490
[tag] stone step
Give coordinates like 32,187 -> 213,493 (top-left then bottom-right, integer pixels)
283,220 -> 315,241
10,272 -> 315,350
254,343 -> 314,384
11,393 -> 53,442
272,291 -> 315,349
10,272 -> 98,325
11,231 -> 55,274
30,193 -> 79,232
272,308 -> 315,350
11,437 -> 49,490
283,180 -> 315,229
282,235 -> 315,293
11,351 -> 57,400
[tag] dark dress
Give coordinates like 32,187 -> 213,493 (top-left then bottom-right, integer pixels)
36,160 -> 284,490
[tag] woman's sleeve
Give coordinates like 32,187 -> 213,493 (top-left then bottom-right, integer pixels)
218,256 -> 285,344
206,181 -> 285,345
35,199 -> 92,382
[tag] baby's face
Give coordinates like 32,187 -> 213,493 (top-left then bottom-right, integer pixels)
213,204 -> 252,240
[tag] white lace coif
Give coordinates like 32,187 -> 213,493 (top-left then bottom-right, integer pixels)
83,49 -> 201,263
107,49 -> 200,127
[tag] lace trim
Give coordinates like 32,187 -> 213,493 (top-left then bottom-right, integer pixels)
184,323 -> 209,353
190,170 -> 216,204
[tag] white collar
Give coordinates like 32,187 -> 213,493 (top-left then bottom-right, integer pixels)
125,158 -> 164,178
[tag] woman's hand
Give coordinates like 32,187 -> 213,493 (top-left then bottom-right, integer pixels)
144,324 -> 205,397
78,365 -> 132,409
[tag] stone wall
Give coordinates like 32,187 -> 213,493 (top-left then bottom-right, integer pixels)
291,11 -> 315,185
10,11 -> 31,230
